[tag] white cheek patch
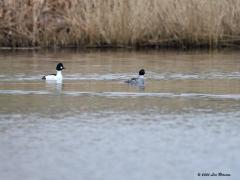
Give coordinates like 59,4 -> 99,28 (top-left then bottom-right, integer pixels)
61,66 -> 63,69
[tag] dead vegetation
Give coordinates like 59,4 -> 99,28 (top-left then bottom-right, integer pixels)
1,0 -> 240,48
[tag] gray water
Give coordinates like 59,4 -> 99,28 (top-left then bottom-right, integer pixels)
0,49 -> 240,180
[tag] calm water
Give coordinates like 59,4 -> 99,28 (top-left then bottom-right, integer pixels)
0,49 -> 240,180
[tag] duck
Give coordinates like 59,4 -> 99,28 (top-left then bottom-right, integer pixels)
42,63 -> 65,82
125,69 -> 145,86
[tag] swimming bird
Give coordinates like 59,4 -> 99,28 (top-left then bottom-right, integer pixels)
125,69 -> 145,86
42,63 -> 65,82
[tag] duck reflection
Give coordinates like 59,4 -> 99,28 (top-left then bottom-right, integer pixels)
45,81 -> 63,95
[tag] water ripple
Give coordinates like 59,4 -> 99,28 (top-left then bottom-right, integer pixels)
61,71 -> 240,80
147,71 -> 240,80
0,90 -> 50,95
1,71 -> 240,81
0,90 -> 240,100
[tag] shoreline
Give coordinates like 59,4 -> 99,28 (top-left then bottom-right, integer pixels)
0,44 -> 240,51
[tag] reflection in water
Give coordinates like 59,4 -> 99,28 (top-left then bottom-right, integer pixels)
45,81 -> 63,95
0,50 -> 240,180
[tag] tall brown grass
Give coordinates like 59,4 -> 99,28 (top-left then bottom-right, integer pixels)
1,0 -> 240,48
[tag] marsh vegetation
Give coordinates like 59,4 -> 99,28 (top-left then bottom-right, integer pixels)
1,0 -> 240,48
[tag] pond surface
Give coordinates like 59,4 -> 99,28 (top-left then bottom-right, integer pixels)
0,49 -> 240,180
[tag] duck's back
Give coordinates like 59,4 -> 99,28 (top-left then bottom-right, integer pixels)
125,76 -> 144,86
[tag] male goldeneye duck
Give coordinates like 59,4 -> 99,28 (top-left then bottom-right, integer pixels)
125,69 -> 145,86
42,63 -> 65,82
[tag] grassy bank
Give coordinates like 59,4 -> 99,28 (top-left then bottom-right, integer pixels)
1,0 -> 240,48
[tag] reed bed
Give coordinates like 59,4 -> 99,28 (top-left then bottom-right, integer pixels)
1,0 -> 240,48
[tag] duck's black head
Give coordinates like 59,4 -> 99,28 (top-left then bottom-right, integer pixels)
56,63 -> 65,71
139,69 -> 145,76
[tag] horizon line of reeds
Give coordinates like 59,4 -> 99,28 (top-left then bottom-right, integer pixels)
1,0 -> 240,48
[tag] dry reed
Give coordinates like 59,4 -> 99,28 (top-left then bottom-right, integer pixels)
1,0 -> 240,48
